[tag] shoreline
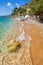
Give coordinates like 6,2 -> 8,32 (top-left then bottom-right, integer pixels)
0,17 -> 43,65
15,17 -> 43,65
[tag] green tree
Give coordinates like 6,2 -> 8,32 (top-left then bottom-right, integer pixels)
11,7 -> 26,16
30,0 -> 43,22
11,8 -> 18,15
18,7 -> 26,16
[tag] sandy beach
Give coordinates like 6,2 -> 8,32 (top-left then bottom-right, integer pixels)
22,20 -> 43,65
14,18 -> 43,65
0,18 -> 43,65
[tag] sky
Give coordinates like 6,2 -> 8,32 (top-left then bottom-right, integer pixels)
0,0 -> 31,16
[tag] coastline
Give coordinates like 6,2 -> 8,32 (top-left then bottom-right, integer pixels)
0,17 -> 43,65
15,17 -> 43,65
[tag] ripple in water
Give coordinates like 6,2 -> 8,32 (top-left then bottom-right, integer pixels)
0,16 -> 15,41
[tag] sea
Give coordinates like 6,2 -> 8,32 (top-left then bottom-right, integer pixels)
0,16 -> 15,41
0,16 -> 16,55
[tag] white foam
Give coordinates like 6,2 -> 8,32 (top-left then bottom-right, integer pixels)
20,26 -> 22,32
19,24 -> 24,32
17,32 -> 26,42
25,43 -> 30,48
10,39 -> 14,43
28,36 -> 32,41
22,24 -> 24,27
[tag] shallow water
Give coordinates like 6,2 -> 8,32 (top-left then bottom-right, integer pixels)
0,16 -> 15,40
0,16 -> 16,55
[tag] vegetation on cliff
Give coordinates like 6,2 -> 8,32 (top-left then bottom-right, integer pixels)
11,0 -> 43,22
11,7 -> 27,16
29,0 -> 43,22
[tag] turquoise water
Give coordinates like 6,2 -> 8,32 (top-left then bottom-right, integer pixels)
0,16 -> 15,40
0,16 -> 16,55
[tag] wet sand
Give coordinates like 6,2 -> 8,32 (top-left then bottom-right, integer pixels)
21,19 -> 43,65
0,18 -> 43,65
15,18 -> 43,65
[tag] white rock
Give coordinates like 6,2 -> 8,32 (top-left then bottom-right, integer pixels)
25,15 -> 29,19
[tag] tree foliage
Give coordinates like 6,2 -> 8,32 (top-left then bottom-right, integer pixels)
11,8 -> 18,15
11,7 -> 26,16
11,0 -> 43,22
30,0 -> 43,15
